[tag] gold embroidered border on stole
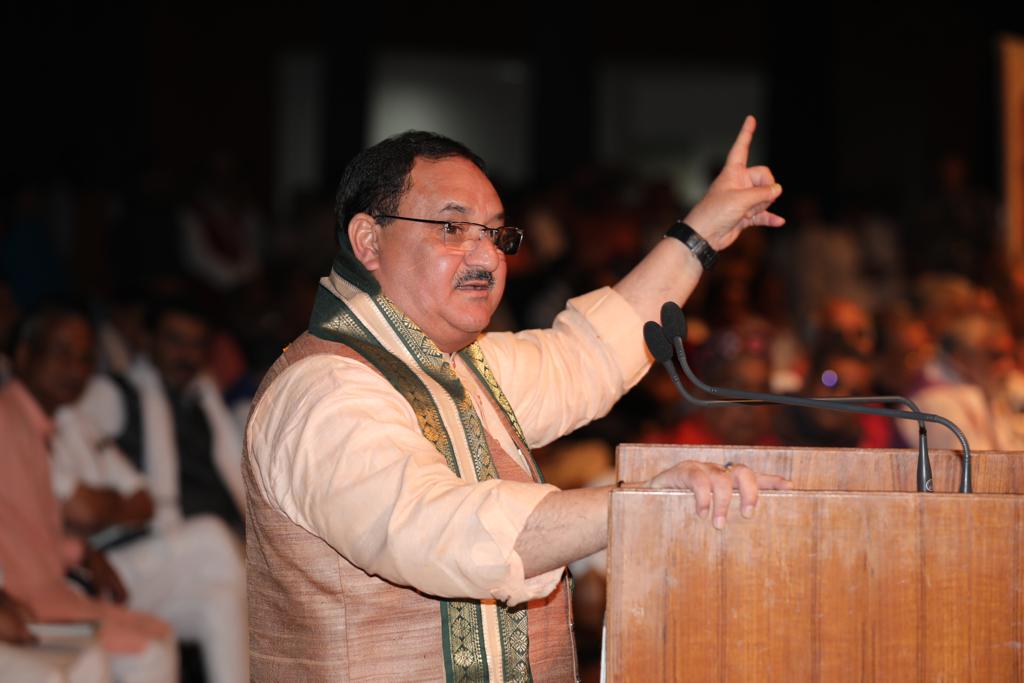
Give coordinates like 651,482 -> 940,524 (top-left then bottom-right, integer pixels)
309,284 -> 536,682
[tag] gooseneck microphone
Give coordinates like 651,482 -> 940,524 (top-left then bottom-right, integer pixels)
644,320 -> 936,491
647,303 -> 972,493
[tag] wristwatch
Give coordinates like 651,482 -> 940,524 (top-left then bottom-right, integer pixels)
665,221 -> 717,271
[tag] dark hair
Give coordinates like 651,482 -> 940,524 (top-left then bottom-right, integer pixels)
145,295 -> 211,333
334,131 -> 487,251
13,300 -> 92,355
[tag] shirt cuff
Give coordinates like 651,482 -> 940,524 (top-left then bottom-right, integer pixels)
566,287 -> 651,390
474,480 -> 563,606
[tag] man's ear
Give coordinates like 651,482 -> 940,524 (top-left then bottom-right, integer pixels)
348,213 -> 382,271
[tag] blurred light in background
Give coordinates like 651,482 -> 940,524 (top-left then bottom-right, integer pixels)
597,65 -> 765,204
366,53 -> 532,184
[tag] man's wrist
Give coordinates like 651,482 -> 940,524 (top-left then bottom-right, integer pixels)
681,208 -> 719,245
665,221 -> 717,271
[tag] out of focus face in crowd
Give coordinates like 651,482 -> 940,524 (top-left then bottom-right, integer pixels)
821,298 -> 875,357
152,310 -> 210,392
15,313 -> 95,414
878,314 -> 934,395
703,354 -> 775,445
801,351 -> 873,438
969,326 -> 1016,393
699,325 -> 775,445
946,315 -> 1015,394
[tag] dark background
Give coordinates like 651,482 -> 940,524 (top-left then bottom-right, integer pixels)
4,3 -> 1022,220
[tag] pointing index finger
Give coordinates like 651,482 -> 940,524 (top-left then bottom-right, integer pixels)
725,114 -> 757,168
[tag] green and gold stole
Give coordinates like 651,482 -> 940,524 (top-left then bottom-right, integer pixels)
309,274 -> 545,682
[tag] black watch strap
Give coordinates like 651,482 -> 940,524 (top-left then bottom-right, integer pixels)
665,221 -> 717,271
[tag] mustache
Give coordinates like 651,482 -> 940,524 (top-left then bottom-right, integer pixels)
454,270 -> 495,288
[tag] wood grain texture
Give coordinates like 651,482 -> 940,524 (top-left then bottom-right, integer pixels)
606,490 -> 1023,682
616,444 -> 1024,494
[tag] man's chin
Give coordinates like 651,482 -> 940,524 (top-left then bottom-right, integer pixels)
446,308 -> 496,338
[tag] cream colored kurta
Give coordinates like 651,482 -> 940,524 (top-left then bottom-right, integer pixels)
248,277 -> 648,604
245,275 -> 649,679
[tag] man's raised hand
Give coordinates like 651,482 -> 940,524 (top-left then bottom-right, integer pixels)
683,115 -> 785,252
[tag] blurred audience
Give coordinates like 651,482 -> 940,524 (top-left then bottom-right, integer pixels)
46,304 -> 248,682
901,310 -> 1024,450
1,138 -> 1022,682
644,318 -> 781,447
0,305 -> 178,682
778,341 -> 896,448
876,306 -> 936,398
815,297 -> 877,358
179,154 -> 265,293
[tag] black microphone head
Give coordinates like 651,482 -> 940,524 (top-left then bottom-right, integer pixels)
660,302 -> 688,342
643,321 -> 674,363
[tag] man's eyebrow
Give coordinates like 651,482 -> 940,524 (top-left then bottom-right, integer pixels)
439,203 -> 505,223
438,202 -> 469,215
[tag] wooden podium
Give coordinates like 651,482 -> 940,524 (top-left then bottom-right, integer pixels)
605,445 -> 1024,681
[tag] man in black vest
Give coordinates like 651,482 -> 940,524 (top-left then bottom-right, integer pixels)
80,298 -> 246,536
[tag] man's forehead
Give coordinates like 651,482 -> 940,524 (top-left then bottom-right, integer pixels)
39,314 -> 92,344
404,156 -> 504,220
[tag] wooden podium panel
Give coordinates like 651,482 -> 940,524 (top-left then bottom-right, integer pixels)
606,490 -> 1023,682
606,446 -> 1024,681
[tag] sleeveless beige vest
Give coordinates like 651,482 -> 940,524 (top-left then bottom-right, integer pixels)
244,332 -> 577,681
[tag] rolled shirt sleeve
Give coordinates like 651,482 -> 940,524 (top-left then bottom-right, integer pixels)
247,354 -> 563,606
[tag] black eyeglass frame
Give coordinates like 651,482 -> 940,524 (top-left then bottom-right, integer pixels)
374,214 -> 524,255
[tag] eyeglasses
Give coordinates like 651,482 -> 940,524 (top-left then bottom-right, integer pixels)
375,214 -> 524,255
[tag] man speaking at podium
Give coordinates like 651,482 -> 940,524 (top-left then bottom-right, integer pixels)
243,116 -> 790,680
